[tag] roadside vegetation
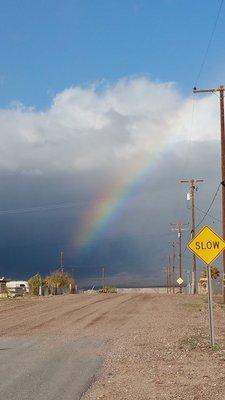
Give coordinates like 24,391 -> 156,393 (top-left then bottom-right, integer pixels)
99,286 -> 117,293
28,270 -> 76,296
45,270 -> 74,289
201,265 -> 220,279
28,274 -> 44,296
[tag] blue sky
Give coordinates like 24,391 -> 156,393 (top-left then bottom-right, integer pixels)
0,0 -> 225,109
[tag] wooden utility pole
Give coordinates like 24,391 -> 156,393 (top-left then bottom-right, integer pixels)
101,267 -> 105,290
193,85 -> 225,301
60,251 -> 64,272
168,255 -> 172,293
181,179 -> 204,294
171,223 -> 189,293
166,265 -> 169,294
172,242 -> 176,294
169,241 -> 176,293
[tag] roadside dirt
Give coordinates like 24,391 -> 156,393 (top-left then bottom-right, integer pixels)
1,293 -> 225,399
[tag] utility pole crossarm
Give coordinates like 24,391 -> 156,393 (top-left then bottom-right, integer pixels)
170,222 -> 189,231
193,88 -> 217,94
193,86 -> 224,94
180,179 -> 204,183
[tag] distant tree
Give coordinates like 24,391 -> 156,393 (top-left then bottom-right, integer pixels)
28,273 -> 43,296
45,270 -> 75,290
201,266 -> 220,280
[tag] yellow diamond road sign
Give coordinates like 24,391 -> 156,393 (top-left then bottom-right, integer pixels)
177,277 -> 183,285
188,225 -> 225,265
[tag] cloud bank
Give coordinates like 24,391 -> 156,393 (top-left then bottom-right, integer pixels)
0,77 -> 220,175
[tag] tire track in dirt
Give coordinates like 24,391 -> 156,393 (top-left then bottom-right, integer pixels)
0,295 -> 119,334
0,294 -> 136,336
81,294 -> 147,331
26,295 -> 126,332
27,294 -> 134,334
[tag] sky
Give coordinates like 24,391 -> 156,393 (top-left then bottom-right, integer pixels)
0,0 -> 224,287
1,0 -> 225,108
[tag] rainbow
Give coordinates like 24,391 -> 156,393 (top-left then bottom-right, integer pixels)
76,141 -> 172,249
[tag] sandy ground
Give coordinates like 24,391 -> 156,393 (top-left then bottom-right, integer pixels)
1,293 -> 225,399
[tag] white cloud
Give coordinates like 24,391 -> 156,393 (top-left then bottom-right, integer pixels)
0,77 -> 220,174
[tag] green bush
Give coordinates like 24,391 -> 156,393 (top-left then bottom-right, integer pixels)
99,286 -> 117,293
45,270 -> 75,289
28,274 -> 43,296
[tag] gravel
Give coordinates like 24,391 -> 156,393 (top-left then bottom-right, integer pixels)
1,293 -> 225,399
83,294 -> 225,400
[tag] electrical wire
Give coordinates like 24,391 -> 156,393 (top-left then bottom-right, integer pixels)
0,202 -> 82,215
186,201 -> 221,223
195,182 -> 221,229
179,94 -> 196,182
168,1 -> 223,264
194,0 -> 224,86
182,184 -> 222,256
181,230 -> 192,256
195,205 -> 221,224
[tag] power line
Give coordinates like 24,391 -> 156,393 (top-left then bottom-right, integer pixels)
182,198 -> 221,259
0,189 -> 165,216
195,0 -> 224,86
195,183 -> 221,229
0,202 -> 85,215
195,205 -> 221,223
180,94 -> 196,179
181,230 -> 193,257
186,202 -> 221,223
183,1 -> 224,199
0,230 -> 179,251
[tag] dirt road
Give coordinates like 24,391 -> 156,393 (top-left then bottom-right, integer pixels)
1,293 -> 225,399
0,293 -> 145,337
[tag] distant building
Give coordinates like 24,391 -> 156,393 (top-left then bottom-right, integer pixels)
0,277 -> 8,294
198,277 -> 222,295
198,277 -> 207,294
6,281 -> 29,297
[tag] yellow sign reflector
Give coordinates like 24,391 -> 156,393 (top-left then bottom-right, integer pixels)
188,225 -> 225,265
177,277 -> 183,285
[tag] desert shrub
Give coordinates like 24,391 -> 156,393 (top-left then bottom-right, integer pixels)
45,270 -> 75,289
28,274 -> 43,296
99,286 -> 117,293
201,266 -> 220,280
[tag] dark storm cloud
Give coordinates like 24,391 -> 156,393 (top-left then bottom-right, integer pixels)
0,78 -> 222,286
0,141 -> 221,286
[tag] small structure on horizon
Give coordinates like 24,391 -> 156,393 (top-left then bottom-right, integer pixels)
6,280 -> 29,297
0,277 -> 9,295
198,277 -> 208,294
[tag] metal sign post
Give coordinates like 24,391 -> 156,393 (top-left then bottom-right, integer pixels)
207,265 -> 215,347
187,225 -> 225,348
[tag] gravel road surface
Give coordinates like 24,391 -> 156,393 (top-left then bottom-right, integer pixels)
1,293 -> 225,399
